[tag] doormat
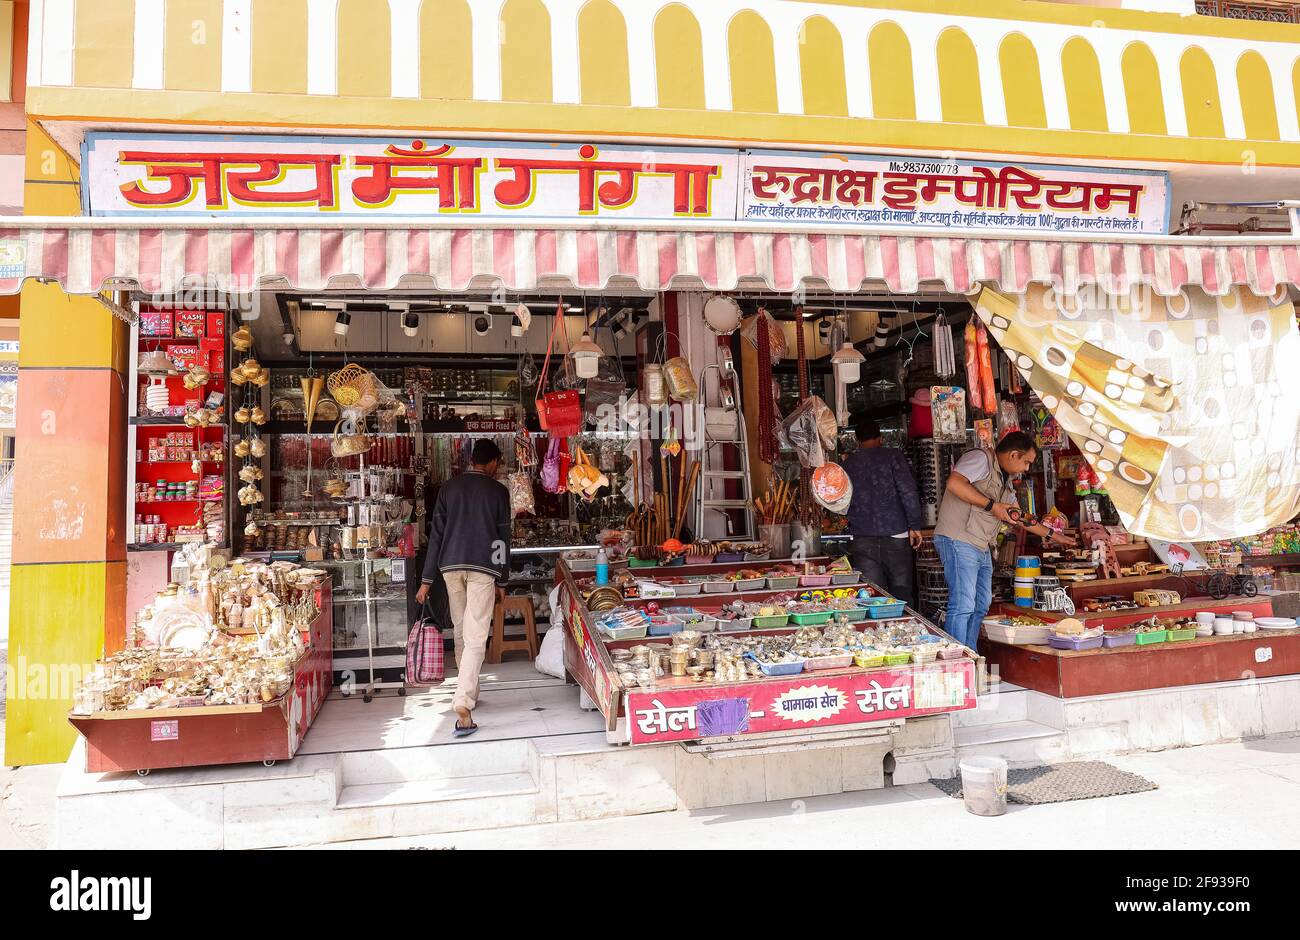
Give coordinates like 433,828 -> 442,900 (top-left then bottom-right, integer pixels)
929,761 -> 1158,805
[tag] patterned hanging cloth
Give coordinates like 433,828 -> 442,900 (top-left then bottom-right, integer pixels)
970,284 -> 1300,541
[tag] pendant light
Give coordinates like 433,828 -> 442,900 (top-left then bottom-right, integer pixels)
831,342 -> 865,385
569,331 -> 604,379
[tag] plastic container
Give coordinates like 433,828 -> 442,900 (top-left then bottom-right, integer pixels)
937,645 -> 967,660
1048,633 -> 1104,651
865,599 -> 907,619
750,613 -> 790,629
600,622 -> 648,641
628,555 -> 658,568
800,574 -> 834,587
669,580 -> 703,596
764,575 -> 800,590
1101,631 -> 1136,648
730,577 -> 766,592
744,652 -> 805,676
959,757 -> 1008,817
744,551 -> 771,563
853,650 -> 886,668
701,580 -> 734,593
982,621 -> 1051,646
714,551 -> 745,563
830,571 -> 860,585
1134,629 -> 1168,645
803,652 -> 854,671
565,556 -> 597,572
594,548 -> 609,586
684,554 -> 714,565
834,608 -> 869,623
647,618 -> 684,637
1167,627 -> 1197,642
788,610 -> 834,625
717,616 -> 752,632
883,651 -> 912,666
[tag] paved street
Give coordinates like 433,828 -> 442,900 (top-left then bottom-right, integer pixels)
313,736 -> 1300,851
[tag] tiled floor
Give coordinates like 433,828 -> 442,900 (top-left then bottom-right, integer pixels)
298,660 -> 609,754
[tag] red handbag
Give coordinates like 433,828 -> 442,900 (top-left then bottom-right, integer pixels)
535,306 -> 583,437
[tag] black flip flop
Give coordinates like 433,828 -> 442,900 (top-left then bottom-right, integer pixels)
452,722 -> 479,739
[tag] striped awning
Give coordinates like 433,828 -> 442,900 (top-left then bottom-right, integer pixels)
4,220 -> 1300,299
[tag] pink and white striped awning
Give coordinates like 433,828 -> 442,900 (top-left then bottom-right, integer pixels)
4,221 -> 1300,299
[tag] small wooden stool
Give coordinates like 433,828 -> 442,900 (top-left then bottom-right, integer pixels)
488,594 -> 540,664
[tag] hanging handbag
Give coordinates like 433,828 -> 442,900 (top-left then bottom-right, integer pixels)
584,332 -> 626,428
535,306 -> 583,437
567,446 -> 609,499
541,436 -> 562,492
405,603 -> 445,688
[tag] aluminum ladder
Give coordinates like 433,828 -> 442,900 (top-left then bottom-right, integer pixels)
694,365 -> 754,541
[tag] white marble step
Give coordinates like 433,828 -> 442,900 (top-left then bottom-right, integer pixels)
337,772 -> 538,809
340,738 -> 534,786
953,689 -> 1028,728
954,719 -> 1070,768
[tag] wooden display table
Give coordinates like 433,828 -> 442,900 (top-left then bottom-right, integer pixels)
69,581 -> 333,774
981,620 -> 1300,698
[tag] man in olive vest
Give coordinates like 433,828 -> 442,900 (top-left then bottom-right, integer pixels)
934,431 -> 1075,649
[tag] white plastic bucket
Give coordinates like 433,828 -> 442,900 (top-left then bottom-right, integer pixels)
959,757 -> 1008,816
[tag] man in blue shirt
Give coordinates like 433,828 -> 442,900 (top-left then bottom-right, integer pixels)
841,417 -> 923,605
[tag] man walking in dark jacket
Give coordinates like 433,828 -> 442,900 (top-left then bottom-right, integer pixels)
416,439 -> 511,738
841,417 -> 923,605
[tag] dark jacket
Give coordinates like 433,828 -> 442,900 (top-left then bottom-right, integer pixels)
842,446 -> 923,538
420,469 -> 512,584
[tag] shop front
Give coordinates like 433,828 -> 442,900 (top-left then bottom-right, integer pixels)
9,131 -> 1300,762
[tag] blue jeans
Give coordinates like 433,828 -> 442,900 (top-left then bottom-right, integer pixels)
934,535 -> 993,649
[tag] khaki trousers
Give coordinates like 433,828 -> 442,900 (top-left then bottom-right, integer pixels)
443,570 -> 497,713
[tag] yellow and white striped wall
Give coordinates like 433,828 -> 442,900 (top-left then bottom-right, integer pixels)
23,1 -> 1300,167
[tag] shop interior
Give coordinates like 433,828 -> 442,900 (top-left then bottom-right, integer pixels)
118,270 -> 1300,752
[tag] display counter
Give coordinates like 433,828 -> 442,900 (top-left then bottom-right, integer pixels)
69,579 -> 333,774
558,558 -> 978,745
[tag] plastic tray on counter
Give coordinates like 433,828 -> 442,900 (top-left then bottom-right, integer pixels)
1134,630 -> 1168,646
764,575 -> 800,590
701,580 -> 735,594
788,610 -> 835,625
716,616 -> 752,632
1101,631 -> 1136,648
800,574 -> 834,587
1167,627 -> 1197,642
882,652 -> 912,666
667,580 -> 703,595
803,652 -> 855,671
729,577 -> 766,592
599,621 -> 649,640
647,617 -> 684,637
937,646 -> 967,660
715,552 -> 745,563
750,613 -> 790,629
832,608 -> 868,623
863,598 -> 908,619
852,650 -> 886,668
743,652 -> 806,676
1048,633 -> 1104,651
830,571 -> 860,585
